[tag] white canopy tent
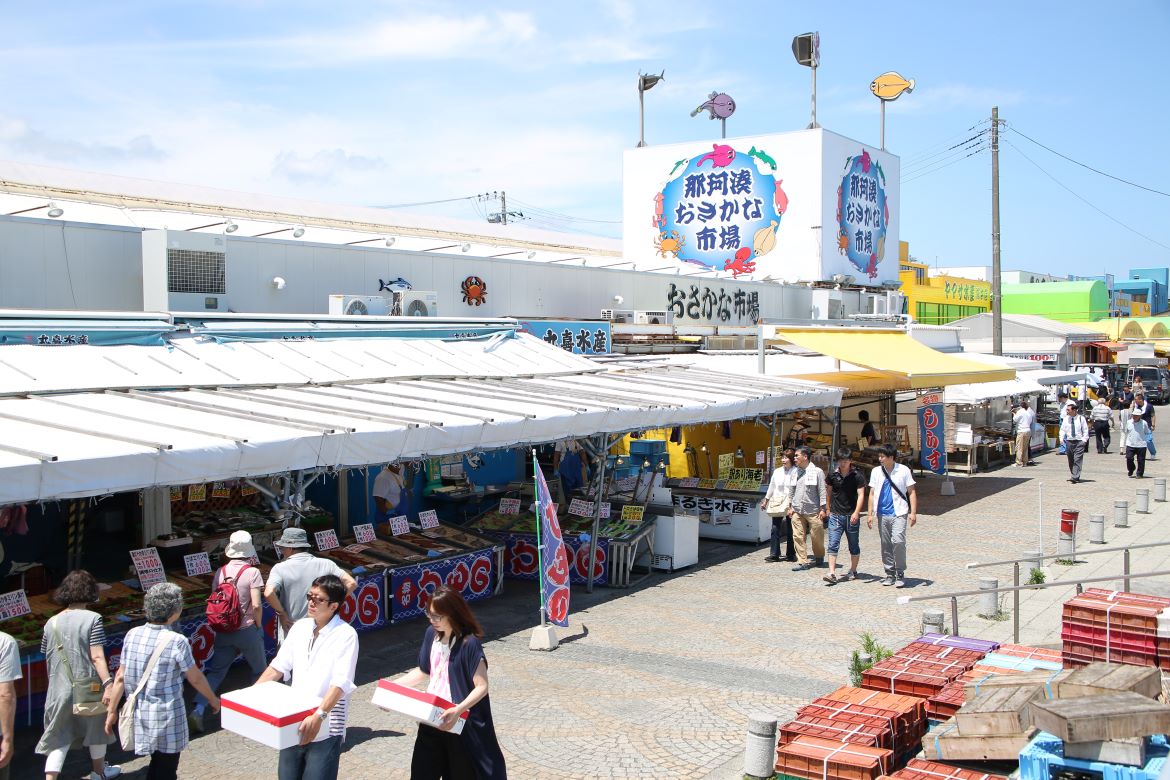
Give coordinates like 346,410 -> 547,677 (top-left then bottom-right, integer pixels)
0,333 -> 841,504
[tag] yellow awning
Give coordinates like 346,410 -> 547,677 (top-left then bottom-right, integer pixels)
790,369 -> 910,396
775,329 -> 1015,389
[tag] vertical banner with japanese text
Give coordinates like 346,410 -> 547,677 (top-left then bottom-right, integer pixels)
918,392 -> 946,475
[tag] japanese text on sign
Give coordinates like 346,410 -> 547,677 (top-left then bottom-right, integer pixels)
666,283 -> 760,323
389,515 -> 410,536
697,479 -> 719,489
353,523 -> 376,544
620,505 -> 645,522
211,482 -> 232,499
568,499 -> 595,517
677,477 -> 700,488
315,530 -> 340,551
183,553 -> 211,577
498,498 -> 521,515
717,453 -> 735,479
0,590 -> 31,621
917,396 -> 946,475
418,510 -> 440,530
187,484 -> 206,503
755,450 -> 766,465
727,467 -> 764,484
130,547 -> 166,589
599,502 -> 611,519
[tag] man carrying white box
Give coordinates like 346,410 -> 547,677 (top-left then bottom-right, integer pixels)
254,574 -> 358,780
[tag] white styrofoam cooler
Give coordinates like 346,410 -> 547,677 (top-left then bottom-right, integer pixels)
220,681 -> 326,750
372,679 -> 467,735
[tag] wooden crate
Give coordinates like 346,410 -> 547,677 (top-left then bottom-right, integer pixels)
1057,662 -> 1162,700
921,720 -> 1037,761
776,735 -> 894,780
1062,737 -> 1147,767
954,686 -> 1039,736
1029,691 -> 1170,742
961,668 -> 1068,701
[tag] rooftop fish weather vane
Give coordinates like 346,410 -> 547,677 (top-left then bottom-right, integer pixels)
870,71 -> 914,150
691,91 -> 736,139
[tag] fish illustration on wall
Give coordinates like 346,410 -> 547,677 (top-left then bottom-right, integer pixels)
696,144 -> 736,168
690,92 -> 737,120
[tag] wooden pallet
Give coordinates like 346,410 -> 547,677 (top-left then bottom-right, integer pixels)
1029,691 -> 1170,743
954,687 -> 1039,736
1057,662 -> 1162,700
921,721 -> 1036,761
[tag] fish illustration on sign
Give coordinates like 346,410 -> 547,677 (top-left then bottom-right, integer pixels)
748,146 -> 776,171
870,71 -> 915,101
773,179 -> 789,215
696,144 -> 735,168
669,158 -> 690,176
652,192 -> 666,229
690,92 -> 736,120
724,247 -> 756,278
753,221 -> 778,257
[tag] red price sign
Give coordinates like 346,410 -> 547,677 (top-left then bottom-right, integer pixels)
498,498 -> 521,515
568,499 -> 594,517
129,548 -> 166,589
314,530 -> 340,551
389,515 -> 410,536
352,523 -> 376,544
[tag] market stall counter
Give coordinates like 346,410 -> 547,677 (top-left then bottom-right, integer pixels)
666,469 -> 769,544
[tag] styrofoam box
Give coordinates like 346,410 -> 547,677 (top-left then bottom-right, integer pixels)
220,681 -> 326,750
372,679 -> 467,735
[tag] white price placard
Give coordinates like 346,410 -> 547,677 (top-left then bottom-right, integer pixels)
183,552 -> 212,577
389,515 -> 411,536
756,450 -> 766,465
0,590 -> 31,621
314,530 -> 340,551
129,547 -> 166,590
677,477 -> 700,488
599,502 -> 611,519
568,498 -> 594,517
418,509 -> 440,529
498,498 -> 521,515
353,523 -> 376,544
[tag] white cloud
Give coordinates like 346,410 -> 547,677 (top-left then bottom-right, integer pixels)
272,148 -> 387,184
0,115 -> 167,163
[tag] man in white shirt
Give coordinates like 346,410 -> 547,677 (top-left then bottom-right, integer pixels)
1089,398 -> 1114,454
257,574 -> 359,780
0,630 -> 20,780
372,463 -> 406,522
866,446 -> 917,588
1012,402 -> 1035,467
1059,401 -> 1091,483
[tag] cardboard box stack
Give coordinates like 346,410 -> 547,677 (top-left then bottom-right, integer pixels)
1061,589 -> 1170,670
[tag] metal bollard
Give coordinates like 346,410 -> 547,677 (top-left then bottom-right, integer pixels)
1088,514 -> 1105,544
922,608 -> 945,635
979,577 -> 999,616
1136,488 -> 1151,514
1114,500 -> 1129,528
744,714 -> 778,779
1023,549 -> 1043,570
1155,477 -> 1167,502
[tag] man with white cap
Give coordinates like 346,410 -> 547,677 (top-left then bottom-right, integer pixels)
1059,401 -> 1090,483
1122,407 -> 1152,478
188,530 -> 267,732
265,528 -> 356,638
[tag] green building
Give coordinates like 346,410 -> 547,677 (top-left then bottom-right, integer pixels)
1002,280 -> 1111,322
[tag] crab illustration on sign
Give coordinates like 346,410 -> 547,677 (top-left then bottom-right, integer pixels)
461,276 -> 487,306
654,142 -> 785,270
836,148 -> 890,279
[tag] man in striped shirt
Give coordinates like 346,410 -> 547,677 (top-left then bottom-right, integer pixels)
257,574 -> 359,780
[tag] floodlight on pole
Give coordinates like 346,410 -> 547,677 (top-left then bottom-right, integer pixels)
636,70 -> 665,148
791,32 -> 820,129
253,224 -> 305,239
187,218 -> 238,233
6,201 -> 64,218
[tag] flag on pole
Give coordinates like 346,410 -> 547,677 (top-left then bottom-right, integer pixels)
534,454 -> 571,627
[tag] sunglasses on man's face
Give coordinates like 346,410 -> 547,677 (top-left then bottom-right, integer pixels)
305,593 -> 332,605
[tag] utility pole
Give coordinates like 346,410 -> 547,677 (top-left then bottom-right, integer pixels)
991,106 -> 1003,356
501,191 -> 507,226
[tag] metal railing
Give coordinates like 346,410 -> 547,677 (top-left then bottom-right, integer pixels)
962,540 -> 1170,642
897,568 -> 1170,642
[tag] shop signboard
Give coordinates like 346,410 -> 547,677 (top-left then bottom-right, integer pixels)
389,551 -> 496,622
671,494 -> 755,526
129,547 -> 166,589
918,392 -> 946,474
496,533 -> 608,587
516,320 -> 610,355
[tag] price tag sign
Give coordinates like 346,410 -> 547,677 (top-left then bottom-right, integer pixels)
169,485 -> 182,501
240,482 -> 258,496
498,498 -> 521,515
568,498 -> 594,517
717,453 -> 734,479
187,484 -> 207,503
183,552 -> 211,577
599,502 -> 611,519
756,450 -> 766,465
0,590 -> 31,621
352,523 -> 376,544
129,547 -> 166,590
620,505 -> 645,522
389,515 -> 411,536
697,479 -> 718,490
418,509 -> 440,529
211,481 -> 232,499
677,477 -> 700,488
314,530 -> 340,551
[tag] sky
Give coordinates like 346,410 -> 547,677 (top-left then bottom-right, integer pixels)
0,0 -> 1167,279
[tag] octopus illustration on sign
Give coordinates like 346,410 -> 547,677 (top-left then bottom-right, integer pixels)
653,143 -> 786,273
836,149 -> 890,279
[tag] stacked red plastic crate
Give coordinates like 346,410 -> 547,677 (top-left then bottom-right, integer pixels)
1060,589 -> 1170,669
880,758 -> 1008,780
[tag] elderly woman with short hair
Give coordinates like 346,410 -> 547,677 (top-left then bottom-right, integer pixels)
104,583 -> 219,780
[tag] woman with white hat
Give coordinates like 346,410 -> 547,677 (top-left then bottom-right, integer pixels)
187,530 -> 266,733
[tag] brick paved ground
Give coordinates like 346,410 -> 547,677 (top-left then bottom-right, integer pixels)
13,432 -> 1168,779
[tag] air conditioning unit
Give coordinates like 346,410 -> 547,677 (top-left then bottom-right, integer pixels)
600,309 -> 635,323
396,290 -> 438,317
635,310 -> 674,325
328,294 -> 391,316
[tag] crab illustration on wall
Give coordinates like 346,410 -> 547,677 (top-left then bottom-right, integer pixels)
654,230 -> 685,259
461,276 -> 487,306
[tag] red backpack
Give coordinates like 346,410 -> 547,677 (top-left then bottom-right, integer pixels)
205,563 -> 252,632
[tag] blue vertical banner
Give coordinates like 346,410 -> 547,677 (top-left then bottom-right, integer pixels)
917,392 -> 946,475
534,456 -> 571,627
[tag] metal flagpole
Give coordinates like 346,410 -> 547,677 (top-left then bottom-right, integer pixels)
587,433 -> 608,594
533,449 -> 547,627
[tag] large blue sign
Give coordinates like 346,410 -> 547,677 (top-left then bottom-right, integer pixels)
517,320 -> 610,354
918,394 -> 946,475
836,149 -> 890,280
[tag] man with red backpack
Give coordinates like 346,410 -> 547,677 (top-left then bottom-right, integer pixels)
188,530 -> 266,734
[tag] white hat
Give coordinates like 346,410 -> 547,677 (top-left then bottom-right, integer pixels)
224,530 -> 257,559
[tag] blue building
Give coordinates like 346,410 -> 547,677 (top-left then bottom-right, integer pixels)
1114,267 -> 1168,315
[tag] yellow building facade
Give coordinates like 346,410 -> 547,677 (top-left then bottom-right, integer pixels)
898,243 -> 991,325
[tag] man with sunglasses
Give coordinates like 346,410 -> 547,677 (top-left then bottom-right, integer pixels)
257,575 -> 359,780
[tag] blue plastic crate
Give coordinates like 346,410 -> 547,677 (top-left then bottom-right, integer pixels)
1020,732 -> 1167,780
629,439 -> 667,456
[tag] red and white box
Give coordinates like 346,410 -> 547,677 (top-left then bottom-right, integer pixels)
220,681 -> 326,750
372,679 -> 467,735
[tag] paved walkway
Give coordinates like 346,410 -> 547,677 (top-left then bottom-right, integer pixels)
14,436 -> 1170,779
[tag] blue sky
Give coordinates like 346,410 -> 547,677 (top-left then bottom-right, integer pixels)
1,1 -> 1167,278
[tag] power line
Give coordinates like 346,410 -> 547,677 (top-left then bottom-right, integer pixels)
903,144 -> 987,184
902,131 -> 987,174
1004,139 -> 1170,251
1006,125 -> 1170,198
507,198 -> 622,224
371,195 -> 476,209
900,119 -> 990,165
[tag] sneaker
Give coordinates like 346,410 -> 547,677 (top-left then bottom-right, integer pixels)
791,563 -> 811,572
841,570 -> 857,582
823,574 -> 838,586
894,577 -> 906,588
90,765 -> 122,780
880,576 -> 896,586
814,558 -> 826,568
187,708 -> 204,734
764,555 -> 780,563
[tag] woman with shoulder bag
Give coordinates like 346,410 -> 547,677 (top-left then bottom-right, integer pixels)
760,449 -> 799,563
35,569 -> 121,780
